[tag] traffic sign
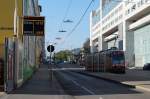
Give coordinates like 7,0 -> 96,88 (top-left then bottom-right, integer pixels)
47,45 -> 55,52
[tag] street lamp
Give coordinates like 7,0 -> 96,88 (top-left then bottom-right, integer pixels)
58,30 -> 67,33
113,34 -> 119,48
63,19 -> 73,23
55,37 -> 61,40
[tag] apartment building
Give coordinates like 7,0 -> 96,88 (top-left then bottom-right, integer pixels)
90,8 -> 101,52
125,0 -> 150,67
90,0 -> 150,67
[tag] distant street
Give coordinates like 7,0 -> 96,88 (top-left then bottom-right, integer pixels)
0,63 -> 150,99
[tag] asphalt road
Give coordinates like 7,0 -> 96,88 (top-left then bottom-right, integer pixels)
1,63 -> 150,99
54,64 -> 150,99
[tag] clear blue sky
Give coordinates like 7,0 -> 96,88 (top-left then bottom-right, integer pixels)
39,0 -> 99,52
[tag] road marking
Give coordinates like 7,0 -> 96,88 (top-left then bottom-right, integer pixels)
48,68 -> 85,71
71,79 -> 95,95
63,71 -> 95,95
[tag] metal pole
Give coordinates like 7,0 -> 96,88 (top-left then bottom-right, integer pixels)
35,37 -> 36,68
49,51 -> 53,80
114,34 -> 118,48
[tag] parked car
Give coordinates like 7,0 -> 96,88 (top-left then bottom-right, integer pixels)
143,63 -> 150,70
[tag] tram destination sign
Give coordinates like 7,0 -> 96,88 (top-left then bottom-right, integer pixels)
23,16 -> 45,36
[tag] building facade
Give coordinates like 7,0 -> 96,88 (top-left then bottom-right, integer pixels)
0,0 -> 23,58
0,0 -> 44,91
0,0 -> 24,91
23,0 -> 45,80
90,0 -> 150,68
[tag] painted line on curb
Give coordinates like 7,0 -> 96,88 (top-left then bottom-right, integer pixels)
122,82 -> 150,92
136,85 -> 150,92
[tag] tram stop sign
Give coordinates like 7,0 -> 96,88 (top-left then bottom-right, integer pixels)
47,45 -> 55,52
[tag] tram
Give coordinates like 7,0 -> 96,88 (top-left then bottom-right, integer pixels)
83,48 -> 125,73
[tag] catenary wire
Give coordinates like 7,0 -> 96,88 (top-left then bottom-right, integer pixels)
60,0 -> 95,45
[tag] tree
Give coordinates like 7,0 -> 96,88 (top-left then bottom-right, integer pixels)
55,50 -> 72,61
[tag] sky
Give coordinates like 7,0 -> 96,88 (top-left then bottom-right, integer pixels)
39,0 -> 100,52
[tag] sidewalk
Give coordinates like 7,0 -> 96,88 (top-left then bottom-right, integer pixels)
11,64 -> 66,95
78,69 -> 150,92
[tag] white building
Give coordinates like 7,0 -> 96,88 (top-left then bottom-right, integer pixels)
90,0 -> 150,68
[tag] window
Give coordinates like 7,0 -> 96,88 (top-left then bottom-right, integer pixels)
131,4 -> 136,11
141,0 -> 144,5
119,15 -> 123,20
145,0 -> 150,3
128,9 -> 130,14
115,17 -> 118,22
137,2 -> 141,7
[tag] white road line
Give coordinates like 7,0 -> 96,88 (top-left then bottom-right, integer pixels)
71,79 -> 95,95
48,68 -> 85,71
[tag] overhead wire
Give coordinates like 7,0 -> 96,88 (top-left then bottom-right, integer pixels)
63,0 -> 72,22
58,0 -> 150,50
60,0 -> 73,28
53,0 -> 73,45
62,0 -> 150,43
60,0 -> 95,45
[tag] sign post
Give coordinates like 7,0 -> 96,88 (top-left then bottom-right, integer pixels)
47,45 -> 55,80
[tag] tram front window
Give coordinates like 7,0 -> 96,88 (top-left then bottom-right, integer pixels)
112,54 -> 124,64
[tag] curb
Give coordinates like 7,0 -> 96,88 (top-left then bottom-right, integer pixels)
76,71 -> 136,88
136,85 -> 150,92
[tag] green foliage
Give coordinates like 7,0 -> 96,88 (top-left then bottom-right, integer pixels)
55,50 -> 72,61
23,65 -> 36,81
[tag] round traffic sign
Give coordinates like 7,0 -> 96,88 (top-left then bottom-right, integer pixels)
47,45 -> 55,52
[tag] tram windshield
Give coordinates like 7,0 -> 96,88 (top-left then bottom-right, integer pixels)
112,52 -> 125,64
